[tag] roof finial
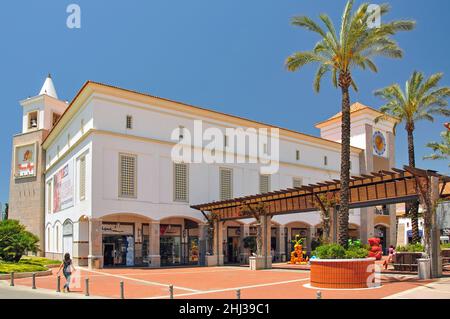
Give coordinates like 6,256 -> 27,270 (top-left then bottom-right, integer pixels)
39,74 -> 58,99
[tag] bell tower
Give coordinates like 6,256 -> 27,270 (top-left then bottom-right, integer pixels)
315,102 -> 398,247
9,74 -> 68,255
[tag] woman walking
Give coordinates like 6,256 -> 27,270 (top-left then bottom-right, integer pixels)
57,253 -> 76,292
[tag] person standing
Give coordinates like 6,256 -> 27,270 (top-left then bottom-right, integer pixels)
57,253 -> 76,292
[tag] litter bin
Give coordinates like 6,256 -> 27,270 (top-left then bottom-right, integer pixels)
417,258 -> 431,279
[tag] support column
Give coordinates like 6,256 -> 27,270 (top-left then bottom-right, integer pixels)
260,215 -> 272,269
360,207 -> 375,244
430,176 -> 442,278
88,218 -> 103,269
198,223 -> 208,266
277,225 -> 286,262
240,224 -> 250,264
388,204 -> 397,247
148,221 -> 160,268
212,220 -> 224,266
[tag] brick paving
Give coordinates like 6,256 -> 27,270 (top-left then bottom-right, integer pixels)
0,265 -> 441,299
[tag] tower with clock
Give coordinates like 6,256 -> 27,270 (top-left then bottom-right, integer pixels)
316,102 -> 398,247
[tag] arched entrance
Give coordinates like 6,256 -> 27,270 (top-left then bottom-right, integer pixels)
62,219 -> 74,258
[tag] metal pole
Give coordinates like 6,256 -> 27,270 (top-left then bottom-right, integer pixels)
169,284 -> 174,299
120,281 -> 124,299
10,272 -> 14,287
56,275 -> 61,292
316,291 -> 322,299
32,273 -> 36,289
85,278 -> 90,296
236,289 -> 241,299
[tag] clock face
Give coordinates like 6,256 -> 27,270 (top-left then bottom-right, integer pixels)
373,131 -> 386,156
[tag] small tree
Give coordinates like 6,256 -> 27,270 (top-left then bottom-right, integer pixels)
240,203 -> 268,256
0,219 -> 39,262
312,193 -> 339,244
206,211 -> 219,254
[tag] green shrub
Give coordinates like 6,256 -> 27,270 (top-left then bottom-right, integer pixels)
243,236 -> 256,252
313,244 -> 346,259
441,243 -> 450,249
396,243 -> 424,252
0,220 -> 40,262
344,246 -> 369,259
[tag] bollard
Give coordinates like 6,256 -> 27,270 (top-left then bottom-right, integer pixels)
56,275 -> 61,292
169,284 -> 174,299
236,289 -> 241,299
120,281 -> 124,299
316,291 -> 322,299
85,278 -> 90,297
10,272 -> 14,287
32,273 -> 36,289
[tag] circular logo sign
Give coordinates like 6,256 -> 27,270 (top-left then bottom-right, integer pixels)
373,131 -> 386,156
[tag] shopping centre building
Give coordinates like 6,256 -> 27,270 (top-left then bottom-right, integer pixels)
8,75 -> 398,268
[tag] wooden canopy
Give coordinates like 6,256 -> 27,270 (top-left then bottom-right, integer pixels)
191,166 -> 450,221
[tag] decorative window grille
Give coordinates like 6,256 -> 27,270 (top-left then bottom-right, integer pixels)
259,174 -> 270,194
174,163 -> 189,202
119,153 -> 137,198
126,115 -> 133,129
79,156 -> 86,201
220,168 -> 233,200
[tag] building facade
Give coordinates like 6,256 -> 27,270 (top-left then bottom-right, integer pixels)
8,76 -> 397,268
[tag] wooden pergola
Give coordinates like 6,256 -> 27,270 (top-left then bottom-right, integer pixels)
192,166 -> 450,276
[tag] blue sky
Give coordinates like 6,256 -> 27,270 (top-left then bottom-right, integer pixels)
0,0 -> 449,206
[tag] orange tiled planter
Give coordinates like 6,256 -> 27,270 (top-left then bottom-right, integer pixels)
310,258 -> 376,289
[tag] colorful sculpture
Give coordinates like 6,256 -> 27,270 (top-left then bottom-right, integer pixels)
368,237 -> 383,260
289,235 -> 309,265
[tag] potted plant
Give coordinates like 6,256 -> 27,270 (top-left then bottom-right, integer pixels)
310,240 -> 377,289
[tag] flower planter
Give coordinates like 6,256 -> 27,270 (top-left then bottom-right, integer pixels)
310,258 -> 376,289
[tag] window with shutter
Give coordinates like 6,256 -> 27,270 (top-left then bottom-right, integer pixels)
119,153 -> 137,198
219,168 -> 233,200
79,156 -> 86,201
174,163 -> 189,202
126,115 -> 133,129
259,174 -> 270,194
293,177 -> 303,188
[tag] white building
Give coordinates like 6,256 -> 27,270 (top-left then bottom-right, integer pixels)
9,76 -> 398,268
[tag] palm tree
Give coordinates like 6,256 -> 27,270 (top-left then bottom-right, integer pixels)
285,0 -> 415,246
424,123 -> 450,167
375,71 -> 450,243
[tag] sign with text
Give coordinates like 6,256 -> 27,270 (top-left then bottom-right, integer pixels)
15,143 -> 37,178
53,162 -> 74,212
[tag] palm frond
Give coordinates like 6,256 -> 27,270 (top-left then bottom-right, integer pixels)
285,51 -> 328,71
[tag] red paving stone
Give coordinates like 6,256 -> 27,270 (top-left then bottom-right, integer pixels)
1,266 -> 436,299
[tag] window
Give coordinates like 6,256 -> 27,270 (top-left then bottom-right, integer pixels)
259,174 -> 270,194
179,126 -> 184,140
47,181 -> 52,214
219,168 -> 233,201
126,115 -> 133,129
52,113 -> 61,127
324,156 -> 328,166
174,163 -> 189,202
57,146 -> 60,157
296,150 -> 300,161
55,225 -> 59,252
79,156 -> 86,201
119,153 -> 137,198
224,135 -> 228,147
28,111 -> 38,129
81,119 -> 85,134
293,177 -> 303,188
263,143 -> 268,154
47,227 -> 51,251
67,133 -> 71,147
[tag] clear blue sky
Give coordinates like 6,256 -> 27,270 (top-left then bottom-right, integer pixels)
0,0 -> 449,206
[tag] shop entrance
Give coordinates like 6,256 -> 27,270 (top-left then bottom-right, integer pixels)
102,222 -> 135,267
160,224 -> 182,266
226,227 -> 240,264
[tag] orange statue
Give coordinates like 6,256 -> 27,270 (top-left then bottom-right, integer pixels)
288,235 -> 309,265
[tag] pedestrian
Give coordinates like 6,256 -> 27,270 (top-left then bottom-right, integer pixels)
383,245 -> 396,270
57,253 -> 76,292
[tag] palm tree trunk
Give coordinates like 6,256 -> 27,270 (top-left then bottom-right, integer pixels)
406,125 -> 420,244
338,72 -> 352,247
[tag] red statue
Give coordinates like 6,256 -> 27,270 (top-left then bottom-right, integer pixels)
368,237 -> 383,260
